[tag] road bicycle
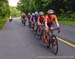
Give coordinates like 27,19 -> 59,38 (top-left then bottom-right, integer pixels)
41,27 -> 60,55
22,19 -> 26,26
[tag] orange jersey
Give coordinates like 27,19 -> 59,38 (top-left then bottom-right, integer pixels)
38,16 -> 45,23
45,15 -> 57,23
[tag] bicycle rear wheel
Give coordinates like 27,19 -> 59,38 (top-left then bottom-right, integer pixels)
49,35 -> 58,55
36,27 -> 40,36
41,30 -> 45,42
34,24 -> 38,32
23,21 -> 26,26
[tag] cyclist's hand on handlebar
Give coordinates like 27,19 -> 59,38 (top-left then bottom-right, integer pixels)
57,27 -> 60,33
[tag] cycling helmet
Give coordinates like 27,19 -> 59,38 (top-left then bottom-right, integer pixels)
28,13 -> 31,15
39,11 -> 44,16
35,11 -> 38,15
47,9 -> 54,14
32,13 -> 35,16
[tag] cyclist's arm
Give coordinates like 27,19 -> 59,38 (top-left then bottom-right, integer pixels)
55,18 -> 60,33
53,15 -> 59,28
33,17 -> 35,23
37,17 -> 39,24
45,17 -> 48,28
55,18 -> 59,28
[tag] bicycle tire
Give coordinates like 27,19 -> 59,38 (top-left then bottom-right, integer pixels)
41,30 -> 46,43
36,27 -> 40,36
23,21 -> 26,26
49,35 -> 58,55
29,21 -> 31,28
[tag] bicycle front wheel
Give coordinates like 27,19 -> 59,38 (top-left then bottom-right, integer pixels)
49,35 -> 58,55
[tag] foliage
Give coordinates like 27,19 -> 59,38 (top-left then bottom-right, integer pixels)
17,0 -> 75,14
58,12 -> 75,21
59,21 -> 75,26
10,7 -> 21,17
17,0 -> 51,13
0,0 -> 10,30
0,17 -> 8,30
0,0 -> 10,17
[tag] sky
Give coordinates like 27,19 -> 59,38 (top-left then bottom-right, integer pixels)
8,0 -> 19,7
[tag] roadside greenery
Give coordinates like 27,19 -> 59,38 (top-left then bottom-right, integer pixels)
17,0 -> 75,26
0,0 -> 10,30
58,12 -> 75,26
0,0 -> 21,30
0,17 -> 8,30
59,21 -> 75,26
0,0 -> 10,17
10,7 -> 21,17
17,0 -> 75,14
58,11 -> 75,20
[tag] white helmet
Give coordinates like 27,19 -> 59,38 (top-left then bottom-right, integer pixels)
28,13 -> 31,15
39,11 -> 44,16
22,13 -> 25,15
47,9 -> 54,14
35,11 -> 38,15
32,13 -> 35,16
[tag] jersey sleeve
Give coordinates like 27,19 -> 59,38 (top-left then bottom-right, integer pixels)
38,16 -> 40,21
44,15 -> 48,22
52,15 -> 57,21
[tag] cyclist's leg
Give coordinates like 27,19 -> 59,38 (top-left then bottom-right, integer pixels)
39,22 -> 44,33
47,23 -> 54,34
21,18 -> 23,23
38,22 -> 41,30
44,23 -> 53,43
44,24 -> 50,43
38,22 -> 42,35
34,21 -> 37,31
31,20 -> 34,29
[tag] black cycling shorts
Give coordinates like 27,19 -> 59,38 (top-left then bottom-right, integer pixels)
47,23 -> 53,28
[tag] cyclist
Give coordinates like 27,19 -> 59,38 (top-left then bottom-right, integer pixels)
45,9 -> 60,43
30,13 -> 35,28
38,11 -> 45,32
27,13 -> 32,27
21,13 -> 26,24
34,11 -> 39,24
9,15 -> 13,22
27,12 -> 31,20
33,11 -> 39,31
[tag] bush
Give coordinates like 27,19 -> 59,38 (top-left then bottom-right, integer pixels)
0,17 -> 8,30
58,12 -> 75,21
10,7 -> 21,17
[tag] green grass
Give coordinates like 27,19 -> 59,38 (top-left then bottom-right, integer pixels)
59,21 -> 75,26
0,17 -> 8,30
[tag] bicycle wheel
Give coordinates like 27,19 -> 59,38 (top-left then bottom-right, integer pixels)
49,35 -> 58,55
36,27 -> 40,36
29,21 -> 31,27
23,21 -> 26,26
33,24 -> 36,31
34,24 -> 38,32
41,30 -> 46,43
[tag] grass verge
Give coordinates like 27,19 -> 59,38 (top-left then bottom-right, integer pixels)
59,21 -> 75,26
0,17 -> 8,30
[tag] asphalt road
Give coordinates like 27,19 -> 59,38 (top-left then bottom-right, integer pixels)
0,18 -> 75,59
57,24 -> 75,44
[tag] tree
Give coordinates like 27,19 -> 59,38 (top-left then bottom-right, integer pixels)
17,0 -> 75,14
0,0 -> 10,17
